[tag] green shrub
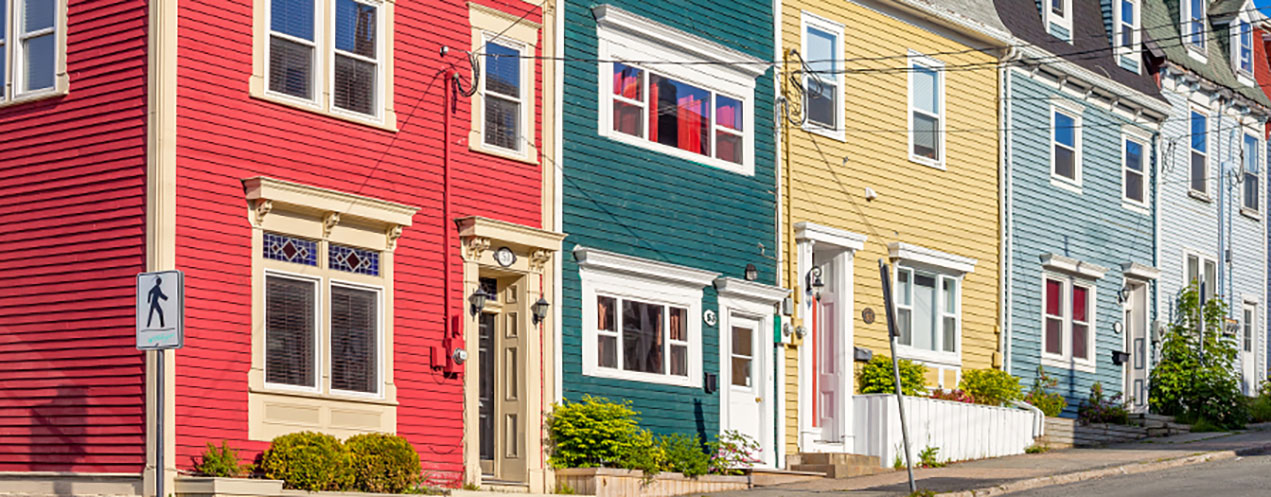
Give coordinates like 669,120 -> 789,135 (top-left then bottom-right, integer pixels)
261,431 -> 353,491
194,440 -> 251,477
1150,284 -> 1249,429
345,433 -> 421,493
1022,366 -> 1068,417
859,355 -> 928,396
1077,382 -> 1129,425
1024,444 -> 1049,454
917,446 -> 945,468
707,430 -> 760,475
547,395 -> 661,474
958,369 -> 1023,407
1191,417 -> 1227,432
1250,395 -> 1271,423
658,433 -> 708,478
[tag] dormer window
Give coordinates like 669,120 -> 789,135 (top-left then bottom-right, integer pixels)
1234,19 -> 1254,79
1045,0 -> 1074,43
1114,0 -> 1141,72
1183,0 -> 1206,57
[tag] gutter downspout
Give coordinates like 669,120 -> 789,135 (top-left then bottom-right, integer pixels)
999,46 -> 1021,375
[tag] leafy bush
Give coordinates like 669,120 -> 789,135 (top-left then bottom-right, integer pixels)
1250,394 -> 1271,423
1024,444 -> 1049,454
1149,284 -> 1249,429
928,389 -> 974,404
1022,366 -> 1068,417
708,430 -> 760,475
1077,382 -> 1129,425
194,440 -> 251,477
1191,417 -> 1226,433
958,369 -> 1023,407
345,433 -> 421,493
917,446 -> 945,468
547,395 -> 660,474
859,355 -> 928,396
658,433 -> 708,478
261,431 -> 353,491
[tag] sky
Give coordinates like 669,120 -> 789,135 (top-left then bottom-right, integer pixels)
1259,0 -> 1271,16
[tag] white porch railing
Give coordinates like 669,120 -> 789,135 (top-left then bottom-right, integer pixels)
852,394 -> 1040,467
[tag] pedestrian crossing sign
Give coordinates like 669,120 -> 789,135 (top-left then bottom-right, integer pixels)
136,270 -> 184,350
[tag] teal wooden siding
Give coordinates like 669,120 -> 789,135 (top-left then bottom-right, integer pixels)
559,1 -> 776,438
1006,70 -> 1156,415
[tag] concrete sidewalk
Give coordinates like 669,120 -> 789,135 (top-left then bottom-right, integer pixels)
709,426 -> 1271,497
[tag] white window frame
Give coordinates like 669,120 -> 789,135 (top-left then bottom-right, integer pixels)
1183,250 -> 1219,300
1242,302 -> 1256,355
1233,17 -> 1254,82
1113,0 -> 1141,72
1189,107 -> 1210,199
577,247 -> 712,388
468,2 -> 541,164
1050,99 -> 1083,191
893,265 -> 962,366
477,33 -> 530,156
1121,128 -> 1150,211
327,278 -> 385,399
1182,0 -> 1207,61
1,0 -> 69,106
800,11 -> 845,142
1242,131 -> 1261,215
253,0 -> 396,130
594,5 -> 760,175
1044,0 -> 1074,42
262,269 -> 324,394
1040,272 -> 1097,373
907,51 -> 945,169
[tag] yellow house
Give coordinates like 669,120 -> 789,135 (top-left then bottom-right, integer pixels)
776,0 -> 1009,460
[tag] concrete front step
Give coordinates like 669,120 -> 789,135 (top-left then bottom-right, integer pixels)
746,467 -> 827,486
788,452 -> 887,479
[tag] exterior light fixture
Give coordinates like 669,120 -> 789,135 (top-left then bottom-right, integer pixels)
468,287 -> 492,315
807,266 -> 825,299
1111,350 -> 1130,366
745,263 -> 758,281
532,297 -> 551,324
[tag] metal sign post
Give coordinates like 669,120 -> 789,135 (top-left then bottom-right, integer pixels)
878,260 -> 916,493
137,270 -> 184,497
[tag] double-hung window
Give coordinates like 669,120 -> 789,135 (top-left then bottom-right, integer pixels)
258,0 -> 393,126
1,0 -> 65,104
1186,252 -> 1218,300
483,39 -> 525,152
596,5 -> 761,175
1244,133 -> 1260,213
908,52 -> 944,167
468,3 -> 540,162
801,12 -> 844,140
1184,0 -> 1205,53
1114,0 -> 1140,72
1123,133 -> 1147,207
1190,110 -> 1209,196
1042,275 -> 1095,369
1051,103 -> 1081,186
1235,20 -> 1253,78
895,267 -> 959,355
1045,0 -> 1073,42
1118,1 -> 1135,49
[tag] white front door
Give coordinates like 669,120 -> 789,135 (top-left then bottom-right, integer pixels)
1242,304 -> 1258,396
1123,282 -> 1149,412
726,316 -> 767,463
816,259 -> 843,445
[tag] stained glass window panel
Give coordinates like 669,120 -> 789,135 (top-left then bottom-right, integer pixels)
329,244 -> 380,275
263,232 -> 318,266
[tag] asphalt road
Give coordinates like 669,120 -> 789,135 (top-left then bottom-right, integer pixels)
1007,453 -> 1271,497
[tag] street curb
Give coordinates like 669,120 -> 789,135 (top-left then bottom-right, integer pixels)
938,442 -> 1271,497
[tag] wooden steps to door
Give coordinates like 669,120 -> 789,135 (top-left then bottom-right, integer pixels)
788,452 -> 888,478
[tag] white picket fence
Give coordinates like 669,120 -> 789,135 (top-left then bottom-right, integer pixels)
852,394 -> 1041,467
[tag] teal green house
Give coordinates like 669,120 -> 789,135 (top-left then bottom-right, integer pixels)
558,1 -> 784,466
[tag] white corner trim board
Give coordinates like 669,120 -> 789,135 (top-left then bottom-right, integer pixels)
793,222 -> 867,251
714,277 -> 790,305
888,242 -> 977,274
1040,253 -> 1107,280
1121,262 -> 1161,281
573,246 -> 719,288
592,4 -> 767,79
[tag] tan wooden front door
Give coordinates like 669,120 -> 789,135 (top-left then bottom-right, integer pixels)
478,276 -> 527,482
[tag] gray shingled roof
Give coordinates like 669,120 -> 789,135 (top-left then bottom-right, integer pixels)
1143,0 -> 1271,108
903,0 -> 1012,40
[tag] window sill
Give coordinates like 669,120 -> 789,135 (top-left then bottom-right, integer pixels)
1187,47 -> 1208,64
468,130 -> 540,165
1188,189 -> 1212,203
600,128 -> 753,176
1121,200 -> 1150,216
250,385 -> 398,406
1240,207 -> 1261,221
895,345 -> 961,369
803,123 -> 846,142
250,90 -> 399,133
583,366 -> 701,389
1050,177 -> 1082,194
1040,355 -> 1096,374
908,154 -> 946,171
0,80 -> 70,109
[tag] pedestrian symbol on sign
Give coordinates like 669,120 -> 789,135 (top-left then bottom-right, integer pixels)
136,270 -> 184,350
147,276 -> 169,328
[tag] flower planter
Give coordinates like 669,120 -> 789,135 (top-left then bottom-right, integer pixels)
553,468 -> 749,497
174,477 -> 285,497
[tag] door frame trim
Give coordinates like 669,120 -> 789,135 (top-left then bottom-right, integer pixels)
796,239 -> 859,453
716,277 -> 788,468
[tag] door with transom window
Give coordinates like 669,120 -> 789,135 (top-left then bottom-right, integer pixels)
477,276 -> 526,482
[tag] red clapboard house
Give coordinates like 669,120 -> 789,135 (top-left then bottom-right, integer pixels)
0,0 -> 563,494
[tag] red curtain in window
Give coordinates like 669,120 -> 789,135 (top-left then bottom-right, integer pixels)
678,95 -> 701,153
614,70 -> 641,135
648,81 -> 659,142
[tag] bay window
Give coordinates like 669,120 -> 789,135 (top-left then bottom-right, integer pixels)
1,0 -> 67,104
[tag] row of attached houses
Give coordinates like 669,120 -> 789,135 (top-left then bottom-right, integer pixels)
3,0 -> 1271,495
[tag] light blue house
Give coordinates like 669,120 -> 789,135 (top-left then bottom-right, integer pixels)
1145,0 -> 1269,397
997,0 -> 1171,414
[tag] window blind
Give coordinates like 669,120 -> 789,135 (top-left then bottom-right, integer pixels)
333,0 -> 377,115
266,275 -> 316,387
22,0 -> 56,91
331,285 -> 378,394
269,0 -> 315,99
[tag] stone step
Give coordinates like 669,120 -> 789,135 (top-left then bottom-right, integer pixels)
789,452 -> 879,467
789,463 -> 890,479
747,467 -> 826,486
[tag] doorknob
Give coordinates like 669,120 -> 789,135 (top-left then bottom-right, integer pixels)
755,397 -> 762,403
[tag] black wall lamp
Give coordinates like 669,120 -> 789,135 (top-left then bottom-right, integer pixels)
1111,350 -> 1131,366
807,266 -> 825,299
532,297 -> 551,324
468,287 -> 493,315
745,263 -> 758,282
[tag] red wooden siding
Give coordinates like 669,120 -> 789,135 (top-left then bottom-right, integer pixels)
172,0 -> 543,485
0,0 -> 149,474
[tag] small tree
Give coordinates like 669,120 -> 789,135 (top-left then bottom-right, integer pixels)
1149,283 -> 1248,428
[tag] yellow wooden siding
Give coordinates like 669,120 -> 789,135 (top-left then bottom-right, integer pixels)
779,0 -> 1000,452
